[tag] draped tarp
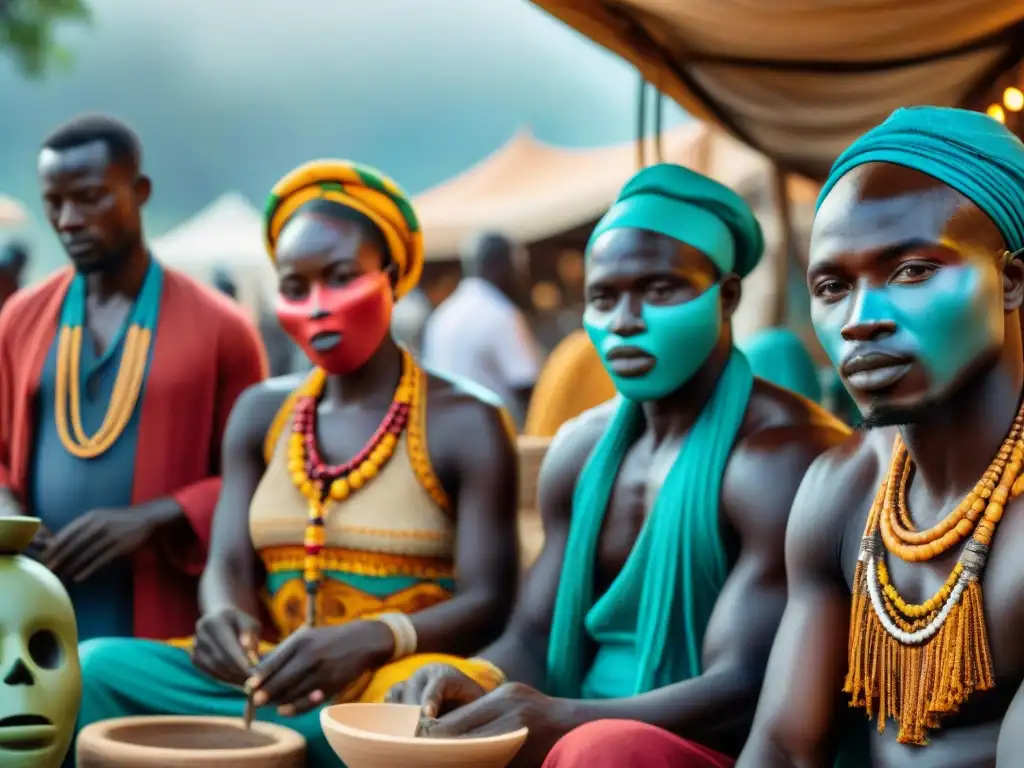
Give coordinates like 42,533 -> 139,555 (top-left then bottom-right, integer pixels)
529,0 -> 1024,180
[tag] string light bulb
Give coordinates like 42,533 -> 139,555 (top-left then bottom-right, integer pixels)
988,104 -> 1006,124
1004,87 -> 1024,112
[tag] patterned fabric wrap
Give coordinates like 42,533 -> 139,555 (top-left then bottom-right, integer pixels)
263,159 -> 425,299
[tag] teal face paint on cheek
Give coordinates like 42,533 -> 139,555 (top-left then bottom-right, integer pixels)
886,264 -> 1002,393
811,264 -> 1002,397
585,285 -> 723,401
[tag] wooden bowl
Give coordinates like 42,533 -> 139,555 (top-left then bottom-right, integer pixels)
77,716 -> 305,767
320,703 -> 528,768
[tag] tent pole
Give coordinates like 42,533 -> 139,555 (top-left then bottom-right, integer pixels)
770,165 -> 793,328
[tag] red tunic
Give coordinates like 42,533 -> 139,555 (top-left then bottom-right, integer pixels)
0,267 -> 268,639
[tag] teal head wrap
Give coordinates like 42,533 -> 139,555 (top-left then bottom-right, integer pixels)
584,164 -> 764,402
817,106 -> 1024,253
589,163 -> 764,277
739,327 -> 822,403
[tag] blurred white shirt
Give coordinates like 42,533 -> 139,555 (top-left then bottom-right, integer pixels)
422,278 -> 541,415
391,288 -> 432,354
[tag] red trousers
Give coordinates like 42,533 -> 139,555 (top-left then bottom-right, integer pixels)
543,720 -> 736,768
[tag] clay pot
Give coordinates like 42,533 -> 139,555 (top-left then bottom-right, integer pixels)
321,703 -> 527,768
77,716 -> 306,768
0,516 -> 81,768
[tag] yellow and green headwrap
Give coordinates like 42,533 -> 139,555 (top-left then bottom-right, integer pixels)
263,159 -> 424,299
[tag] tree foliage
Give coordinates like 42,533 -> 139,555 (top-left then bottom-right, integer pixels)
0,0 -> 90,78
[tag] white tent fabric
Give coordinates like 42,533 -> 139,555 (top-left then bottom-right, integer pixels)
0,195 -> 28,227
152,192 -> 274,316
530,0 -> 1024,180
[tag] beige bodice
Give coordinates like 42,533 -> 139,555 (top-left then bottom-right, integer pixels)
249,425 -> 455,559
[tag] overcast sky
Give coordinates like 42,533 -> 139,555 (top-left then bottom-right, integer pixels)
1,0 -> 687,271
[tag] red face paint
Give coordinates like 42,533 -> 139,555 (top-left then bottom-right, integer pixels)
275,271 -> 394,375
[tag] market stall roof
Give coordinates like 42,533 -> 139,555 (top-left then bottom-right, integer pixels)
529,0 -> 1024,180
416,123 -> 820,258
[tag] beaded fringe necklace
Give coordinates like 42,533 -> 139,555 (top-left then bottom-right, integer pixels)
846,402 -> 1024,744
287,348 -> 423,626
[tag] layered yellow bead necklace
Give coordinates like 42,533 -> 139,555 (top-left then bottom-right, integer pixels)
846,401 -> 1024,744
54,263 -> 161,459
288,348 -> 427,626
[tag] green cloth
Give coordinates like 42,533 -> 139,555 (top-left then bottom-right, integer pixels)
589,163 -> 765,277
739,327 -> 822,403
818,106 -> 1024,253
74,638 -> 335,766
546,350 -> 753,698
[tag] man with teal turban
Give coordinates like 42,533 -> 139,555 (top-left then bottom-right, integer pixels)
740,106 -> 1024,768
386,163 -> 848,766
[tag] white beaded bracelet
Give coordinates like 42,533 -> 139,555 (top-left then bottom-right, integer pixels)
375,612 -> 418,661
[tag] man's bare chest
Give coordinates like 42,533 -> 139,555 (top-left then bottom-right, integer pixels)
593,436 -> 693,593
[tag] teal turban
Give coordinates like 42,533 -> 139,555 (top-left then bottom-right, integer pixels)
589,163 -> 765,277
739,327 -> 822,403
818,106 -> 1024,253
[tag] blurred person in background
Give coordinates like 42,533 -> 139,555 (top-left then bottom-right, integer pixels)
211,265 -> 238,300
0,240 -> 28,312
0,114 -> 267,650
391,285 -> 433,354
422,231 -> 542,425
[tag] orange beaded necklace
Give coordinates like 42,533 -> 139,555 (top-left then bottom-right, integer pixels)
288,348 -> 418,626
846,402 -> 1024,745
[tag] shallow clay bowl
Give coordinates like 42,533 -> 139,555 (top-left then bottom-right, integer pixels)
0,516 -> 41,554
321,703 -> 528,768
77,715 -> 306,768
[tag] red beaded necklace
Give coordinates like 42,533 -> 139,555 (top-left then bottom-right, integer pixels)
287,349 -> 417,625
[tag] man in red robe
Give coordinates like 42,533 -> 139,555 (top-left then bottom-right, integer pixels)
0,113 -> 267,641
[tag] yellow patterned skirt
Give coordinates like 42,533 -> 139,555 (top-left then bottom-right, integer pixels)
168,546 -> 504,700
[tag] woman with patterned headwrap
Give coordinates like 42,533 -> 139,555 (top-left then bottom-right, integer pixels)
72,161 -> 521,765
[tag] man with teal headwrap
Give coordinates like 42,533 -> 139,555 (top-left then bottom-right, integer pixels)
386,163 -> 848,767
740,106 -> 1024,768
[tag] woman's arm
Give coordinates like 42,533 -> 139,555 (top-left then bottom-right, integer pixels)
404,395 -> 521,656
198,381 -> 286,619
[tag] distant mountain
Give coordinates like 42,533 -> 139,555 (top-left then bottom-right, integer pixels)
0,0 -> 687,275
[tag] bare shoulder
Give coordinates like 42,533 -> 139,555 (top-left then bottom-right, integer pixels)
722,379 -> 854,536
422,368 -> 512,436
228,373 -> 306,446
534,400 -> 618,520
785,427 -> 888,582
787,428 -> 885,534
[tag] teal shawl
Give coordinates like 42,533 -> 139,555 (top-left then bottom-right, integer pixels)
546,350 -> 754,697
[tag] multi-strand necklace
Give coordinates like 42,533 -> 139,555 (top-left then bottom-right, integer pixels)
846,402 -> 1024,744
54,263 -> 162,459
287,349 -> 417,626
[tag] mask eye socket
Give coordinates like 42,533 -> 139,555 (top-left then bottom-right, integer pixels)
28,629 -> 63,670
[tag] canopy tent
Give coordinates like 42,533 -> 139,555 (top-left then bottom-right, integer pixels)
414,124 -> 821,339
151,192 -> 274,317
528,0 -> 1024,180
0,195 -> 28,228
415,122 -> 820,260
